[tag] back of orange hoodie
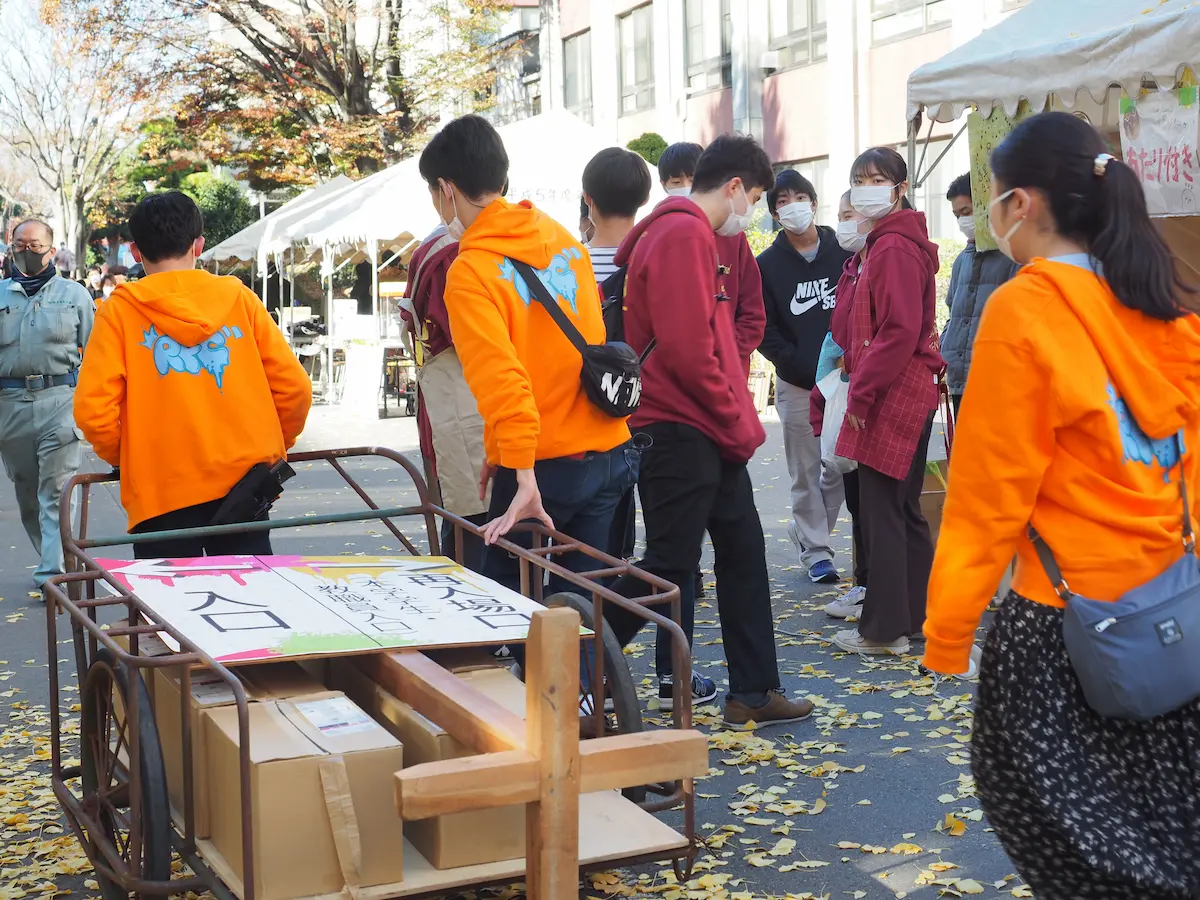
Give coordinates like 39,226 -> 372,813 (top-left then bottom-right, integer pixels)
75,270 -> 313,529
445,199 -> 630,470
923,258 -> 1200,673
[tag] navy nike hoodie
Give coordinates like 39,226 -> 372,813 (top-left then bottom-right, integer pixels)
756,225 -> 852,390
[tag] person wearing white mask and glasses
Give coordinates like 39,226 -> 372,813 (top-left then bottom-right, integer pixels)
830,147 -> 945,658
757,170 -> 853,587
604,135 -> 815,730
941,173 -> 1019,418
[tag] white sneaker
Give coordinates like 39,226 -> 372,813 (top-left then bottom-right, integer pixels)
825,585 -> 866,618
954,645 -> 983,682
832,628 -> 910,656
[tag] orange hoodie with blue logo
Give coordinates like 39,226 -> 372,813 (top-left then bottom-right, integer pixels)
923,258 -> 1200,674
444,199 -> 630,470
74,270 -> 312,529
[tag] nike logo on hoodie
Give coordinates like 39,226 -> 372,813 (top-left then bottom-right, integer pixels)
790,277 -> 835,316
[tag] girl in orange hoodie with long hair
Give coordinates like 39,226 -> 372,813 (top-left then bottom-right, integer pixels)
924,112 -> 1200,898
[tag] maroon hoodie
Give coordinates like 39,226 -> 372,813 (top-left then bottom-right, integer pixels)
614,197 -> 766,463
832,209 -> 944,479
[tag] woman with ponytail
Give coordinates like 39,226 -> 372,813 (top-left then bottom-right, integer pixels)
923,111 -> 1200,898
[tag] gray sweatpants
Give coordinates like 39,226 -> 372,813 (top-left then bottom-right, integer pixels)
774,378 -> 843,569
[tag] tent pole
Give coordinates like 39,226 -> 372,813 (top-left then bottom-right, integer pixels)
907,117 -> 919,209
372,239 -> 380,340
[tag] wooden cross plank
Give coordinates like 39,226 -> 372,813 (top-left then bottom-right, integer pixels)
396,731 -> 709,820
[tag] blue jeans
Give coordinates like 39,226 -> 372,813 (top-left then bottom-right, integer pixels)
482,443 -> 640,596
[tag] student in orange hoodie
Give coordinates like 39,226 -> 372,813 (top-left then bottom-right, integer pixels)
75,192 -> 313,557
923,112 -> 1200,899
417,115 -> 634,590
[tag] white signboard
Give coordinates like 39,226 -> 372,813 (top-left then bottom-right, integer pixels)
99,556 -> 549,664
1120,87 -> 1200,216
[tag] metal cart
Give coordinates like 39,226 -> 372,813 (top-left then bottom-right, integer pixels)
45,447 -> 704,900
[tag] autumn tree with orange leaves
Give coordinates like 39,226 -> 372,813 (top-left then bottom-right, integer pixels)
0,1 -> 181,275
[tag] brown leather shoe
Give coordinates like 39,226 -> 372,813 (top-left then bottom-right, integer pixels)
723,691 -> 814,731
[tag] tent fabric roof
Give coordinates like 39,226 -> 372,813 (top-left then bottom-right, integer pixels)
907,0 -> 1200,123
200,175 -> 353,263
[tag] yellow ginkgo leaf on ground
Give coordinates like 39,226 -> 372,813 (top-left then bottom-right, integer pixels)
770,837 -> 797,856
809,797 -> 827,815
956,878 -> 985,894
778,860 -> 830,872
1011,887 -> 1034,898
890,842 -> 922,855
745,854 -> 774,868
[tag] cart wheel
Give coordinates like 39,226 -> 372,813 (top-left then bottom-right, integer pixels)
80,649 -> 172,900
543,592 -> 647,804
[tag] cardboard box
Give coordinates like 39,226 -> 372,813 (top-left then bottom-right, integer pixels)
154,662 -> 324,839
205,693 -> 405,900
329,658 -> 527,869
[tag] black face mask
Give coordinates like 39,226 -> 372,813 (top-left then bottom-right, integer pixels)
12,248 -> 51,277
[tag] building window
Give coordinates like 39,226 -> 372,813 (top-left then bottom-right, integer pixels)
685,0 -> 731,90
563,31 -> 593,123
870,0 -> 951,44
618,4 -> 655,116
768,0 -> 827,68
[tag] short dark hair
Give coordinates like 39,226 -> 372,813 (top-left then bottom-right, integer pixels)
580,197 -> 590,220
946,173 -> 972,202
13,219 -> 53,244
850,147 -> 908,186
767,169 -> 817,214
657,142 -> 704,183
129,192 -> 203,263
418,115 -> 509,201
582,148 -> 652,218
692,134 -> 774,195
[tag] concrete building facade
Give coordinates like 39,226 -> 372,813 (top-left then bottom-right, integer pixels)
507,0 -> 1030,238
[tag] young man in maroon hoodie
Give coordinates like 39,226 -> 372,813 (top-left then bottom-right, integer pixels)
608,135 -> 814,729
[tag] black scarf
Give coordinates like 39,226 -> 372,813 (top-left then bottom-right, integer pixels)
11,267 -> 56,297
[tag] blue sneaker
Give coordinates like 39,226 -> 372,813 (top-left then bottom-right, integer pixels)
658,673 -> 719,711
809,559 -> 840,584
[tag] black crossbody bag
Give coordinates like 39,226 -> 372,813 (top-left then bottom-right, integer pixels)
509,258 -> 649,418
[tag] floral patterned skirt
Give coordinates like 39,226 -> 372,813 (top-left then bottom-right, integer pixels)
973,594 -> 1200,900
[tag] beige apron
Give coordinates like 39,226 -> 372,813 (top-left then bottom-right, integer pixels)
417,347 -> 489,516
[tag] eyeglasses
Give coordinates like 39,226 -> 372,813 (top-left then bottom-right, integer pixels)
11,243 -> 49,253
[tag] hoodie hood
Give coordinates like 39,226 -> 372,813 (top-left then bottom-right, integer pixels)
1028,258 -> 1200,440
866,208 -> 940,272
117,270 -> 243,346
614,197 -> 709,267
459,198 -> 572,269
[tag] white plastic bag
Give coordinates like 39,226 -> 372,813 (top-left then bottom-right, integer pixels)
817,371 -> 857,474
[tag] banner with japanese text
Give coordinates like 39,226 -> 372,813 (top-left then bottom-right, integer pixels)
99,556 -> 566,664
1120,87 -> 1200,217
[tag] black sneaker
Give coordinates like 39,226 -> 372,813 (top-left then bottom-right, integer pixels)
658,673 -> 719,711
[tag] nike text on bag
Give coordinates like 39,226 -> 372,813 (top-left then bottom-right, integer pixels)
510,258 -> 646,418
1031,433 -> 1200,720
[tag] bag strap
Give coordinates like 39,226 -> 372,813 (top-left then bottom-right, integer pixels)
1031,432 -> 1194,598
621,268 -> 658,363
408,232 -> 456,304
510,258 -> 590,355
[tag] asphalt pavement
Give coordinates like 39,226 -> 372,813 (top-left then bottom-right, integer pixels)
0,408 -> 1025,900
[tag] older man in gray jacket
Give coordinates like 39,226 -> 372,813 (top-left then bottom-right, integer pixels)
942,173 -> 1019,415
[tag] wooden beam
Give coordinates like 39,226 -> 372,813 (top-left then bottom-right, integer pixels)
396,750 -> 539,820
394,730 -> 709,820
579,730 -> 708,793
524,608 -> 581,900
356,651 -> 524,753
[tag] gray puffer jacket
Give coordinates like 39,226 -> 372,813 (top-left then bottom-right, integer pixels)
941,244 -> 1020,395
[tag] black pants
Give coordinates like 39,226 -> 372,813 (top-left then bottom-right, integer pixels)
951,392 -> 963,419
856,414 -> 935,643
843,469 -> 869,587
608,423 -> 779,705
132,499 -> 273,559
608,486 -> 638,559
438,513 -> 487,574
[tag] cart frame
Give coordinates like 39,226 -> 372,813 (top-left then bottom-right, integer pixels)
46,446 -> 701,900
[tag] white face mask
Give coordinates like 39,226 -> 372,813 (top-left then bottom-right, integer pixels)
664,186 -> 691,198
716,184 -> 754,237
957,215 -> 976,242
836,220 -> 867,253
439,186 -> 466,240
988,190 -> 1023,262
777,201 -> 814,235
850,183 -> 897,219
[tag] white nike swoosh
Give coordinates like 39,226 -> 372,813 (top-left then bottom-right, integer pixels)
790,298 -> 819,315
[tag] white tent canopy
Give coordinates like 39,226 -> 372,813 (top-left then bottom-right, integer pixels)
907,0 -> 1200,124
200,175 -> 353,264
